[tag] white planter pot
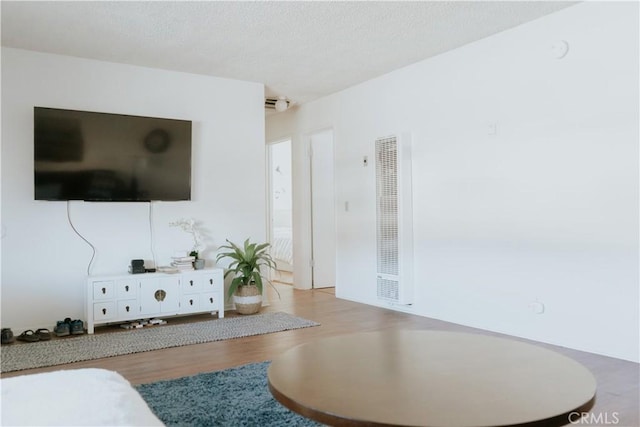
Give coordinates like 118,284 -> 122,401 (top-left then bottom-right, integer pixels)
233,285 -> 262,315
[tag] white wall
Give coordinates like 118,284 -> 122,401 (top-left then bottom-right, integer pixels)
267,2 -> 639,362
1,48 -> 266,331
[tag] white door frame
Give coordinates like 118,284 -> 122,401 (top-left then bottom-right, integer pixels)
308,128 -> 336,289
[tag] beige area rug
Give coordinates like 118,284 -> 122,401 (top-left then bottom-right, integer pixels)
0,312 -> 319,373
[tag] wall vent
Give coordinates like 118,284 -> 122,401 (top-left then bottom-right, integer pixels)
375,134 -> 413,305
265,97 -> 290,110
265,98 -> 278,109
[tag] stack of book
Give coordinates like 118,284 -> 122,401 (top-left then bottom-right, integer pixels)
170,255 -> 195,271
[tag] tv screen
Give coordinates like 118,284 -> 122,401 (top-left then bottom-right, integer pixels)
34,107 -> 192,201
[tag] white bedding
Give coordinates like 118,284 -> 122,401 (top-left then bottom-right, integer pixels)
1,368 -> 164,426
272,226 -> 293,265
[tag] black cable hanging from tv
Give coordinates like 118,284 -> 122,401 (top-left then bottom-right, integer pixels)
66,201 -> 96,275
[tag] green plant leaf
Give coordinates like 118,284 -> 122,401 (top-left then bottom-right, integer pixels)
252,271 -> 263,293
227,276 -> 243,299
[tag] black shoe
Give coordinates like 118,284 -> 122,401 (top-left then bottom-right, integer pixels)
1,328 -> 15,344
54,321 -> 70,337
70,319 -> 84,335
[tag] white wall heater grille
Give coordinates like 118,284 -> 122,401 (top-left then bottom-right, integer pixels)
375,134 -> 413,305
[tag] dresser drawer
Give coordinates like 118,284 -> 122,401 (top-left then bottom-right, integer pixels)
180,294 -> 201,314
93,302 -> 115,321
202,272 -> 223,292
93,281 -> 114,300
116,280 -> 138,299
181,274 -> 203,294
201,292 -> 220,311
117,299 -> 137,318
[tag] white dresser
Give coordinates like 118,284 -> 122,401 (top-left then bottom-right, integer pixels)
86,268 -> 224,334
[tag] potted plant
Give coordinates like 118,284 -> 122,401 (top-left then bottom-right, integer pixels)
189,251 -> 205,270
216,238 -> 277,314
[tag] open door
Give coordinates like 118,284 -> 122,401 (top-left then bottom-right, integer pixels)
268,139 -> 293,284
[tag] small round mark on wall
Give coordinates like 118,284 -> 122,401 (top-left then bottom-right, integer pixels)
551,40 -> 570,59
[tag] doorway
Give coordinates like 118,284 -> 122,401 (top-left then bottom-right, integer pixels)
268,139 -> 293,284
309,129 -> 336,289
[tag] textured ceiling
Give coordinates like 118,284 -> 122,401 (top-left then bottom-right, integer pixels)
1,1 -> 576,107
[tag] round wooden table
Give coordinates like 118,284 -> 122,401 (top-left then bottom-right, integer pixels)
268,331 -> 596,427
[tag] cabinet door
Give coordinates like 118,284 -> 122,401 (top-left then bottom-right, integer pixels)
181,273 -> 203,294
140,277 -> 180,316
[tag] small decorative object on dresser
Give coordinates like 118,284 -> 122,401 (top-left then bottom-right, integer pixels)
86,268 -> 224,333
129,259 -> 146,274
170,218 -> 207,269
191,250 -> 205,270
216,239 -> 278,315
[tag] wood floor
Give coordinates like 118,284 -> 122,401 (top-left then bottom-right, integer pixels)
2,284 -> 638,426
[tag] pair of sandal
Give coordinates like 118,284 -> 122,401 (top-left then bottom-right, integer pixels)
17,328 -> 51,342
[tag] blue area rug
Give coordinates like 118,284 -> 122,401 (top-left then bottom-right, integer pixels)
136,361 -> 320,426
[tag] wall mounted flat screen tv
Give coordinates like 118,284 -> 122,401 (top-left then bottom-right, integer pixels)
34,107 -> 192,201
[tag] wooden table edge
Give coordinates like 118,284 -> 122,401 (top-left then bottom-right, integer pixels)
267,368 -> 597,427
267,371 -> 597,427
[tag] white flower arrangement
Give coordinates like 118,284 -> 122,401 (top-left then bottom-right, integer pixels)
169,218 -> 204,255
